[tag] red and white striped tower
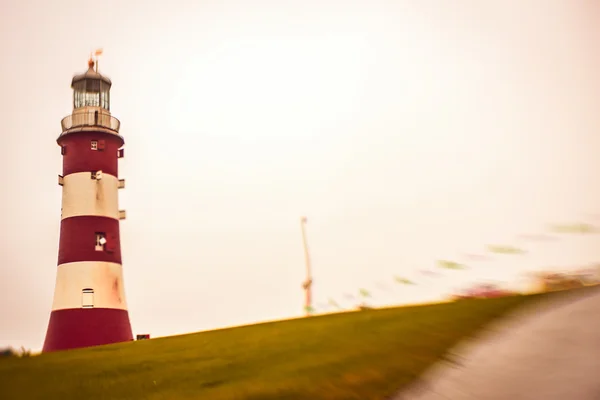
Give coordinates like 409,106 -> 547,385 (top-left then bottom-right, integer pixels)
43,55 -> 133,352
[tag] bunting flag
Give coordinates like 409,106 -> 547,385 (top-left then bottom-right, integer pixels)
94,48 -> 103,56
462,253 -> 491,261
487,244 -> 527,254
550,223 -> 597,234
394,276 -> 415,285
359,288 -> 371,298
328,298 -> 341,309
420,269 -> 441,277
304,305 -> 315,314
437,259 -> 468,270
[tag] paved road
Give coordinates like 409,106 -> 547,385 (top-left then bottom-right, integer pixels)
394,288 -> 600,400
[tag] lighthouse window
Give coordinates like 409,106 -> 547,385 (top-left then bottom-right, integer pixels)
74,91 -> 100,108
74,90 -> 83,108
91,141 -> 98,150
101,89 -> 110,110
91,171 -> 103,180
84,92 -> 100,107
95,232 -> 106,251
82,288 -> 94,308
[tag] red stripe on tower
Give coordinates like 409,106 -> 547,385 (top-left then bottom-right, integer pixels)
58,217 -> 122,265
43,56 -> 133,353
59,132 -> 123,177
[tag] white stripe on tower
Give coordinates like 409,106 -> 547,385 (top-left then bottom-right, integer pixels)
51,261 -> 128,311
61,172 -> 120,220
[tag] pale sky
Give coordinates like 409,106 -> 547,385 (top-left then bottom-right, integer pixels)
1,0 -> 599,352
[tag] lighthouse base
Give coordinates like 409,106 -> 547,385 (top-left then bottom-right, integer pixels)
43,308 -> 133,353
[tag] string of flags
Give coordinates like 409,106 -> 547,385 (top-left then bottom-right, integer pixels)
306,216 -> 600,314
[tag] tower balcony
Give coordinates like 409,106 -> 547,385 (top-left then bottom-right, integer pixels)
60,110 -> 121,134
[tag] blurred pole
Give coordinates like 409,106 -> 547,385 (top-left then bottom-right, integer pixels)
300,216 -> 313,316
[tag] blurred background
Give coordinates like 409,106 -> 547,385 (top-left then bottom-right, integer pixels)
1,0 -> 599,352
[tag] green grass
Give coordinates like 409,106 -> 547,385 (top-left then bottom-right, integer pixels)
0,292 -> 571,400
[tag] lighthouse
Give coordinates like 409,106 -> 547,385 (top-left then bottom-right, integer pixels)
43,55 -> 133,352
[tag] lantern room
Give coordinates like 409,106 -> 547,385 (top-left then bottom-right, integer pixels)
59,55 -> 121,138
71,58 -> 112,111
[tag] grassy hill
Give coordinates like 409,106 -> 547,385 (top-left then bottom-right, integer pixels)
0,292 -> 563,400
